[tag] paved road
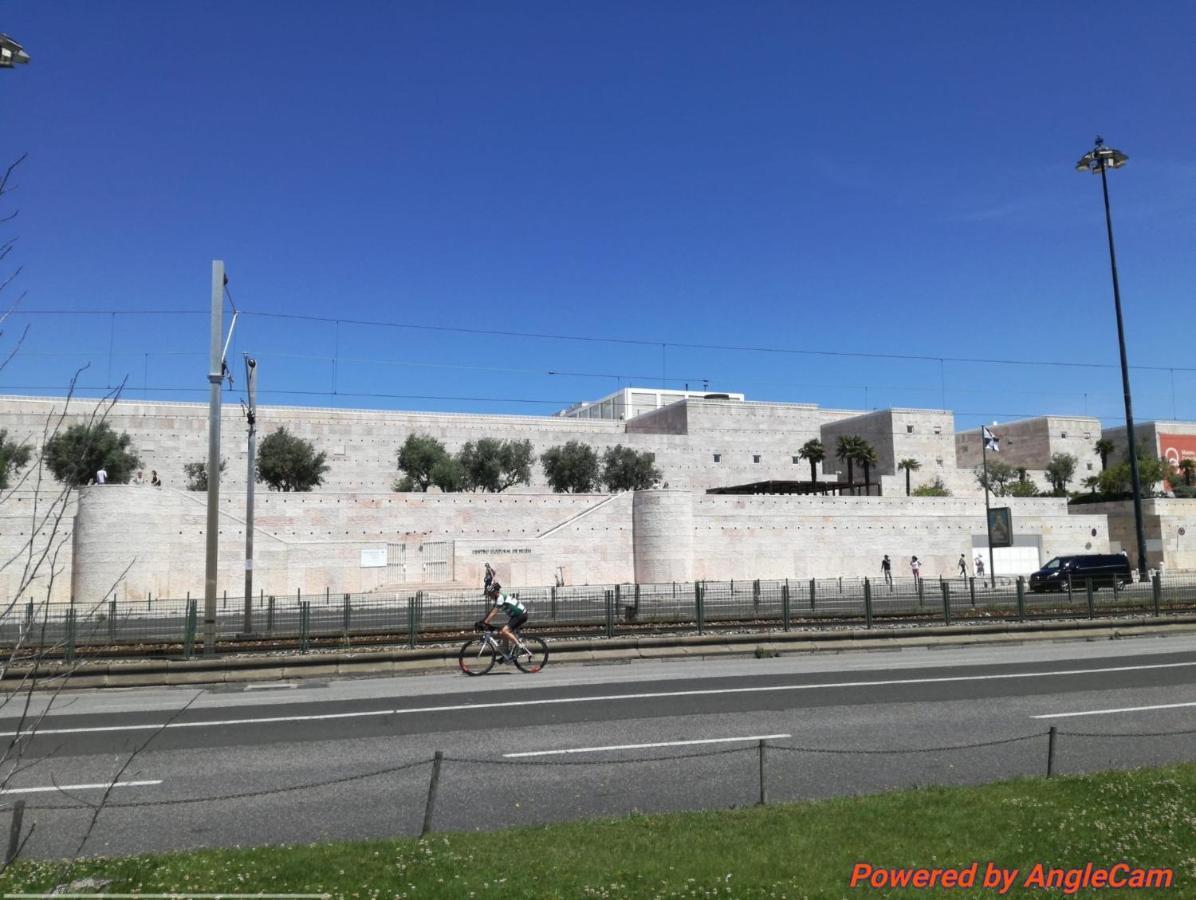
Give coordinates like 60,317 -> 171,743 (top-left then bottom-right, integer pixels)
1,634 -> 1194,859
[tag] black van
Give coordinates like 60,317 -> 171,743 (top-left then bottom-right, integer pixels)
1028,554 -> 1132,593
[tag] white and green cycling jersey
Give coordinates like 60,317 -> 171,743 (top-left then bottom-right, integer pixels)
492,593 -> 526,617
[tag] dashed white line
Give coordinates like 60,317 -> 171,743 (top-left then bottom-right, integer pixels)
0,779 -> 162,795
1032,700 -> 1196,719
1,659 -> 1193,738
504,734 -> 792,757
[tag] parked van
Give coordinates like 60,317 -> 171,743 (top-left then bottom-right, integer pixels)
1028,554 -> 1132,593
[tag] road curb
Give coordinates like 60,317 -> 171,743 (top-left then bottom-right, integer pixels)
6,615 -> 1196,690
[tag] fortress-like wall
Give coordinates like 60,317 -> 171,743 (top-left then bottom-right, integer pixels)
0,395 -> 870,496
66,487 -> 1110,603
0,489 -> 76,605
693,494 -> 1107,581
956,416 -> 1104,474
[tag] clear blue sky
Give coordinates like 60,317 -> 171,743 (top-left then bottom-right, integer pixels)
2,2 -> 1194,430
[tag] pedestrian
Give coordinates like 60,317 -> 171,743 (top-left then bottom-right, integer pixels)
881,554 -> 893,588
910,556 -> 921,583
958,554 -> 968,577
150,470 -> 162,487
975,556 -> 985,577
95,466 -> 108,485
134,469 -> 144,485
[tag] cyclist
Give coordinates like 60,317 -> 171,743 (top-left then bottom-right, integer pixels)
476,578 -> 529,655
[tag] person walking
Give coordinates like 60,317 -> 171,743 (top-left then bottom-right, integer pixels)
881,554 -> 893,588
910,556 -> 922,583
958,554 -> 968,577
95,466 -> 108,485
975,556 -> 985,577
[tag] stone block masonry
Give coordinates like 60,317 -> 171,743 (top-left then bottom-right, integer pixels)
63,487 -> 1107,605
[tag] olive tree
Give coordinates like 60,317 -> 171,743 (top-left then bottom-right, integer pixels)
43,421 -> 140,486
541,441 -> 601,493
458,438 -> 533,492
602,445 -> 661,492
256,427 -> 329,492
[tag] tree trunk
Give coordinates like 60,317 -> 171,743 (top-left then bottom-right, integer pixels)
905,468 -> 911,496
809,460 -> 817,485
863,462 -> 871,496
846,460 -> 854,495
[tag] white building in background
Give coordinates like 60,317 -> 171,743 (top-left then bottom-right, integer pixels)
557,387 -> 745,421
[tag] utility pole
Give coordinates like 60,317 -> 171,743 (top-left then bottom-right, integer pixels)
203,260 -> 238,656
242,356 -> 258,634
981,425 -> 997,584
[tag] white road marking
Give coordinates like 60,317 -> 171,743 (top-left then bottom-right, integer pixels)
2,659 -> 1193,738
504,734 -> 791,757
1032,700 -> 1196,719
0,779 -> 162,795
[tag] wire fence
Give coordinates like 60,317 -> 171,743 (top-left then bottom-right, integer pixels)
3,573 -> 1196,657
4,722 -> 1195,863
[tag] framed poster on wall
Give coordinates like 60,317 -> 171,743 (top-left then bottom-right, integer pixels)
988,507 -> 1013,548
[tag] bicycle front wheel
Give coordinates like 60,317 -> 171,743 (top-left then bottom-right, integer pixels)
458,638 -> 497,676
513,636 -> 549,673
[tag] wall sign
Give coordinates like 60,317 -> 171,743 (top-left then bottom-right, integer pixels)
360,547 -> 387,568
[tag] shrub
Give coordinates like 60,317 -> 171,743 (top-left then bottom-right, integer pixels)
541,442 -> 601,493
256,427 -> 328,492
43,422 -> 140,486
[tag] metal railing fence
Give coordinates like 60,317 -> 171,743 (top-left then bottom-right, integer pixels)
2,572 -> 1195,657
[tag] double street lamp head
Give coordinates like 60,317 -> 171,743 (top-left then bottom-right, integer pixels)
1076,136 -> 1128,174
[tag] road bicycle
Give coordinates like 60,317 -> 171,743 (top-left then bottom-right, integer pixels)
458,622 -> 549,675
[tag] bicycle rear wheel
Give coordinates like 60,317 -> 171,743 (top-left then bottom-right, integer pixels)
513,636 -> 549,673
458,638 -> 497,675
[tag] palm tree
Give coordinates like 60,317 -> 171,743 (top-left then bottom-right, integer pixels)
897,458 -> 921,496
798,438 -> 825,486
835,435 -> 864,495
1181,459 -> 1196,487
854,441 -> 879,496
1095,438 -> 1115,471
1082,475 -> 1101,495
835,436 -> 856,494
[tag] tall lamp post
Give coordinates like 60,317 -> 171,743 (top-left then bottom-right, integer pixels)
1076,137 -> 1148,581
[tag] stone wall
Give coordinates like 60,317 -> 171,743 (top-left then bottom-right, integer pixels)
692,494 -> 1105,580
64,486 -> 1113,603
0,394 -> 870,497
0,489 -> 76,604
956,416 -> 1104,476
1071,499 -> 1196,571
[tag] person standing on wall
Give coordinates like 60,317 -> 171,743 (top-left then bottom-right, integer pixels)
910,556 -> 922,584
881,554 -> 893,589
958,554 -> 968,578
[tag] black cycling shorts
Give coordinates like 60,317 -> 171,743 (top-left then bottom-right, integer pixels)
507,611 -> 529,631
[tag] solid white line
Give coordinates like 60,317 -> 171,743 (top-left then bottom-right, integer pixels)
0,779 -> 162,795
1032,700 -> 1196,719
2,659 -> 1194,738
504,733 -> 791,757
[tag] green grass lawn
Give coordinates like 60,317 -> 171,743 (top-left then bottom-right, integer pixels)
3,765 -> 1194,898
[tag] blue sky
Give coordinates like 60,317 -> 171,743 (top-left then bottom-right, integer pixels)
2,2 -> 1194,430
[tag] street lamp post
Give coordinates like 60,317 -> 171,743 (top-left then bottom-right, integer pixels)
1076,137 -> 1148,581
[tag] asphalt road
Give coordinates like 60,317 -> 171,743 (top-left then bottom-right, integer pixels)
1,633 -> 1194,859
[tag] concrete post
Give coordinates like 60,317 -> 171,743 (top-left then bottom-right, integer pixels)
202,260 -> 225,657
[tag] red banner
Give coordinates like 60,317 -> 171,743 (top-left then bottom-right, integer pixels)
1159,433 -> 1196,489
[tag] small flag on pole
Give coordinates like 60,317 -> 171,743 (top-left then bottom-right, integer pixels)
983,426 -> 999,452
